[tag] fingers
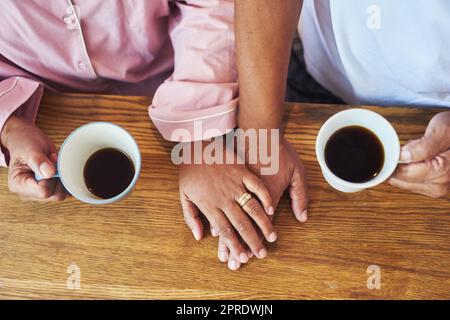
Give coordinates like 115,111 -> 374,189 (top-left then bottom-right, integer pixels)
241,197 -> 277,243
218,231 -> 257,271
393,156 -> 449,183
242,174 -> 274,215
393,162 -> 432,183
218,237 -> 249,271
15,179 -> 67,202
26,151 -> 57,179
211,225 -> 218,237
218,236 -> 255,271
180,193 -> 204,241
394,112 -> 450,166
19,179 -> 55,200
390,150 -> 450,198
206,208 -> 249,263
8,162 -> 63,201
400,136 -> 445,163
223,203 -> 267,259
389,177 -> 449,199
218,237 -> 229,263
227,252 -> 242,271
289,164 -> 309,222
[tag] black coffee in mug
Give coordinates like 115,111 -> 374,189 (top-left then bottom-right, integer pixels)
83,148 -> 135,199
325,126 -> 384,183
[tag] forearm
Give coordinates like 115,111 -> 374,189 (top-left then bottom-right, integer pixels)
0,115 -> 20,148
151,0 -> 237,142
236,0 -> 302,130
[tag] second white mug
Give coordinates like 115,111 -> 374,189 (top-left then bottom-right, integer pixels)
316,108 -> 400,193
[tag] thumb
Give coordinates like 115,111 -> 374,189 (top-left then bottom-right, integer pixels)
289,165 -> 309,223
26,151 -> 56,179
400,135 -> 445,163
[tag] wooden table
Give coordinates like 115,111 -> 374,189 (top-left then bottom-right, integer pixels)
0,92 -> 448,300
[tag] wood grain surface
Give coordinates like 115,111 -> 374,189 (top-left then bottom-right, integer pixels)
0,92 -> 448,299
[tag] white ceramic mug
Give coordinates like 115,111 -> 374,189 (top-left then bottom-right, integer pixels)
316,109 -> 400,193
36,122 -> 141,204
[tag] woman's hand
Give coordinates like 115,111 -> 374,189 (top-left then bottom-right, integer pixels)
389,111 -> 450,198
178,140 -> 277,267
216,136 -> 309,270
1,115 -> 67,201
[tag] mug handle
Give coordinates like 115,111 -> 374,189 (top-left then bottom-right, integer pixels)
35,171 -> 60,181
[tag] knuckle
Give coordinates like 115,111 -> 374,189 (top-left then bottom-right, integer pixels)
236,220 -> 252,234
246,201 -> 262,217
224,199 -> 237,210
230,166 -> 241,177
218,226 -> 234,239
432,157 -> 446,172
28,151 -> 43,164
399,164 -> 411,176
196,194 -> 207,205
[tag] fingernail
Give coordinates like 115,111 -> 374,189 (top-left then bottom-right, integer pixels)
192,229 -> 201,241
239,253 -> 248,263
39,161 -> 54,178
268,206 -> 275,215
299,210 -> 308,222
258,248 -> 267,259
219,251 -> 228,262
401,149 -> 411,162
229,259 -> 239,271
268,232 -> 277,243
211,228 -> 218,237
247,250 -> 254,259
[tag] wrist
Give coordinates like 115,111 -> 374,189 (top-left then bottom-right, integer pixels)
178,135 -> 229,166
238,110 -> 283,132
1,115 -> 27,150
235,128 -> 284,164
1,115 -> 16,149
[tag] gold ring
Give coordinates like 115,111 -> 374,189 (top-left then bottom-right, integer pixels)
236,192 -> 252,208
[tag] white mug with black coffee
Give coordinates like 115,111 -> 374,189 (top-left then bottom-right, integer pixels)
36,122 -> 141,204
316,109 -> 400,193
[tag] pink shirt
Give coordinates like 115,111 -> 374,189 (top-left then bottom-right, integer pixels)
0,0 -> 238,167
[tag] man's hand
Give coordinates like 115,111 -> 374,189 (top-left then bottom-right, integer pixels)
249,137 -> 309,221
1,115 -> 67,201
389,111 -> 450,198
178,140 -> 277,270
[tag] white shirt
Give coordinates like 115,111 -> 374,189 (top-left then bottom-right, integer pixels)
299,0 -> 450,107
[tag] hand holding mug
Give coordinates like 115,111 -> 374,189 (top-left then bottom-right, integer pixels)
390,111 -> 450,198
0,115 -> 67,202
316,109 -> 400,193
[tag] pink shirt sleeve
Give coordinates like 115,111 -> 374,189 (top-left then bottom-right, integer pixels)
149,0 -> 238,142
0,56 -> 43,167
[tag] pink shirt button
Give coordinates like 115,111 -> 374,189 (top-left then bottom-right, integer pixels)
77,61 -> 87,70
